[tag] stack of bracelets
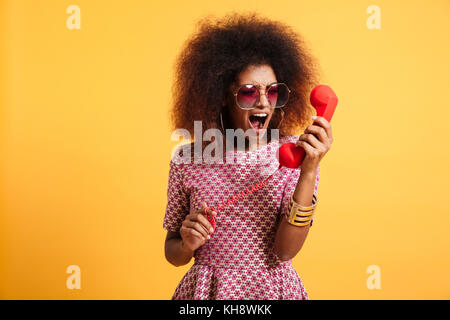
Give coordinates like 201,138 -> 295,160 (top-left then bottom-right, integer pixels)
285,193 -> 318,227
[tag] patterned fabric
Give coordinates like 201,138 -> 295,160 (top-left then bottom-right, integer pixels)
163,135 -> 320,300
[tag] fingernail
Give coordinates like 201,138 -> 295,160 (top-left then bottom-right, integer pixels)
312,116 -> 317,120
207,235 -> 211,239
209,228 -> 214,233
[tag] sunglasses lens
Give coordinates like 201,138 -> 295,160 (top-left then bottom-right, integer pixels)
267,83 -> 289,107
237,85 -> 259,109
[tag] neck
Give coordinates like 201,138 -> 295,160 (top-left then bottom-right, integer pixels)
220,110 -> 273,152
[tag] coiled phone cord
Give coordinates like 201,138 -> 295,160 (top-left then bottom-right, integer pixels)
203,164 -> 281,267
203,164 -> 282,229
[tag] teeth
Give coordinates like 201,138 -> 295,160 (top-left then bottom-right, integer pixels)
252,113 -> 267,117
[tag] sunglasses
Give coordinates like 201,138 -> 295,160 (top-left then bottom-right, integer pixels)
232,82 -> 291,110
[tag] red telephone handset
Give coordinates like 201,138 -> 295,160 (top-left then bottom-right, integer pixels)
278,84 -> 338,169
204,84 -> 338,230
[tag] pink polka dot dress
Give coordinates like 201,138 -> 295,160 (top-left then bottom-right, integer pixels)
163,135 -> 320,300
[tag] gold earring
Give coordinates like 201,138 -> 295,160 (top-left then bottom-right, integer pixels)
220,111 -> 225,132
276,108 -> 285,129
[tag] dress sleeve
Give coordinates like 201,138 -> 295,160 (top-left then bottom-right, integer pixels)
162,156 -> 190,233
280,164 -> 320,224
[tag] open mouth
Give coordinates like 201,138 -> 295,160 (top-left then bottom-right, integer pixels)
248,113 -> 268,130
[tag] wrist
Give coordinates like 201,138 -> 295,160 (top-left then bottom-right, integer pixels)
299,168 -> 317,180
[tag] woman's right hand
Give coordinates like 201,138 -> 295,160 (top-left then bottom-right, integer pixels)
180,202 -> 217,253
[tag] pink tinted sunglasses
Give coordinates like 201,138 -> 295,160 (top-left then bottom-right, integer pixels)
232,82 -> 291,110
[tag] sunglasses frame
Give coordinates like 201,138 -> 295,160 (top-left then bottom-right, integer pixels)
232,82 -> 291,110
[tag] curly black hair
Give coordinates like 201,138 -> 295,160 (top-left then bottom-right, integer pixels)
170,11 -> 320,143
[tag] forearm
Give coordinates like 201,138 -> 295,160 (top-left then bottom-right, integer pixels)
165,236 -> 195,267
273,169 -> 316,261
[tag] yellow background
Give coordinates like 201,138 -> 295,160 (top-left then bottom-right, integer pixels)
1,0 -> 449,299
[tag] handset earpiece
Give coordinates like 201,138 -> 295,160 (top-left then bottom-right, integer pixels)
309,84 -> 338,123
278,84 -> 338,169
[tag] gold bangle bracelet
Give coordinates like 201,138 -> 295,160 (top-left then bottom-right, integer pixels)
295,221 -> 312,227
287,198 -> 314,210
286,216 -> 313,227
292,215 -> 313,222
286,193 -> 317,227
287,201 -> 314,216
290,194 -> 317,211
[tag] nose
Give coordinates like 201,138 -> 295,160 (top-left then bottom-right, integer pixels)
256,89 -> 271,109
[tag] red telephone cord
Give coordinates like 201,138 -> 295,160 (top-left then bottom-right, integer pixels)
203,165 -> 282,230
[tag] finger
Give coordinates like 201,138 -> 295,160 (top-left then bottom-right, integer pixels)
312,116 -> 333,142
296,140 -> 319,158
199,202 -> 217,217
188,228 -> 206,241
182,222 -> 207,240
304,125 -> 328,144
298,133 -> 322,150
200,202 -> 215,216
183,220 -> 210,238
205,207 -> 218,217
200,202 -> 207,215
187,212 -> 213,234
194,213 -> 215,234
180,225 -> 205,241
185,213 -> 207,229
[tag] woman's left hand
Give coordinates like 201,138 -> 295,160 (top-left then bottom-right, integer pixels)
296,116 -> 334,174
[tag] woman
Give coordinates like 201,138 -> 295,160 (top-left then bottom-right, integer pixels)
163,12 -> 333,300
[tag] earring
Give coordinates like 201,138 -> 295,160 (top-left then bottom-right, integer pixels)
220,111 -> 225,133
276,108 -> 285,129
